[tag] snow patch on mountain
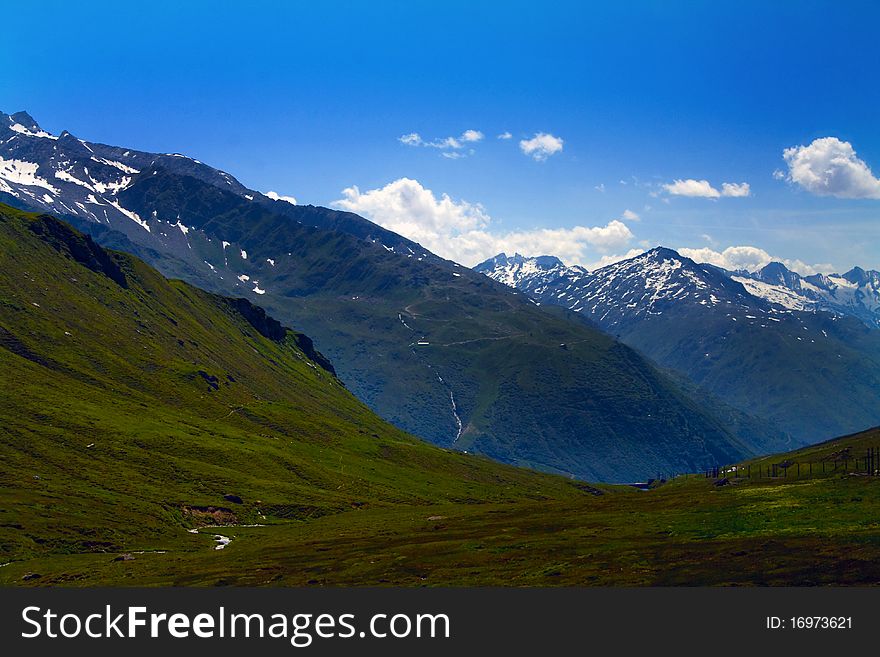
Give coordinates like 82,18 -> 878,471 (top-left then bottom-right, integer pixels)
0,156 -> 60,194
90,156 -> 140,175
9,122 -> 56,140
731,276 -> 811,311
107,199 -> 150,232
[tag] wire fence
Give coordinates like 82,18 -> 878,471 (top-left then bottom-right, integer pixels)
704,446 -> 880,482
634,446 -> 880,488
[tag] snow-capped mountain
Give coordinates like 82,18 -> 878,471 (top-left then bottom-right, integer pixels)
729,262 -> 880,328
477,247 -> 764,328
477,252 -> 587,289
0,111 -> 251,226
0,111 -> 276,295
477,248 -> 880,329
0,110 -> 441,298
476,247 -> 880,445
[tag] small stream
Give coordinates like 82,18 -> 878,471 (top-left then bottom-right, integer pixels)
188,524 -> 266,550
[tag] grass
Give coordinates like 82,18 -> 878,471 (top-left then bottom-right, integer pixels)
2,203 -> 879,587
3,456 -> 879,586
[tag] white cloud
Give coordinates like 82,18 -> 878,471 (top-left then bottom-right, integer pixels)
265,191 -> 297,205
621,209 -> 640,221
663,179 -> 720,198
663,178 -> 721,198
720,182 -> 750,197
335,177 -> 488,235
398,129 -> 483,155
588,248 -> 645,270
662,178 -> 750,199
782,136 -> 880,199
678,245 -> 833,276
333,177 -> 633,266
519,132 -> 564,161
398,132 -> 423,146
437,136 -> 463,149
485,221 -> 634,266
772,169 -> 786,180
594,183 -> 605,193
497,131 -> 512,140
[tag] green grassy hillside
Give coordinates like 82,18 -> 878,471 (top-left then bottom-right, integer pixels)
0,205 -> 589,567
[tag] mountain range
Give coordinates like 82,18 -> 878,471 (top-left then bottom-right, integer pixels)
729,262 -> 880,329
476,250 -> 880,443
0,110 -> 765,481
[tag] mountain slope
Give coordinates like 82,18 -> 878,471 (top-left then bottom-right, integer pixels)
0,203 -> 603,563
477,249 -> 880,443
0,113 -> 754,482
106,174 -> 757,480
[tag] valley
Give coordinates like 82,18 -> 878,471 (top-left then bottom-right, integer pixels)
4,424 -> 879,587
1,203 -> 878,587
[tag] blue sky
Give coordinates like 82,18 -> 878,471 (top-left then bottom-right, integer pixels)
3,0 -> 879,271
